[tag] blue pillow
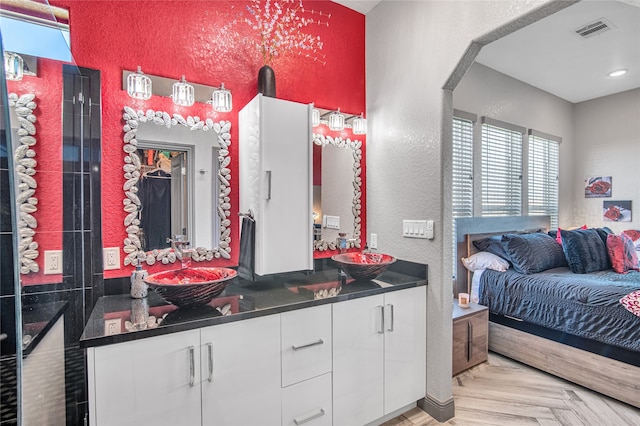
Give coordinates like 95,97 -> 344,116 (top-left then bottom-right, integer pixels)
473,236 -> 511,262
560,228 -> 611,274
501,233 -> 567,274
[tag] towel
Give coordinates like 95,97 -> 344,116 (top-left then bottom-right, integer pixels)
238,216 -> 256,281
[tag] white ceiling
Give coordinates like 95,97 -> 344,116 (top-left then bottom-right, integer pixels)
334,0 -> 640,104
476,0 -> 640,103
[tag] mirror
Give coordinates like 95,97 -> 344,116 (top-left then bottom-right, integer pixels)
121,106 -> 232,266
312,132 -> 363,252
8,91 -> 39,274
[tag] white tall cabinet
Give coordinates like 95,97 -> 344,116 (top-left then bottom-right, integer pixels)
239,94 -> 314,276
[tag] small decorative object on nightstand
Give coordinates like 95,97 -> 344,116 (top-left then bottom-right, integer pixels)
452,300 -> 488,376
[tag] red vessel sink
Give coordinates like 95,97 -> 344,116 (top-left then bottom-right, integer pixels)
331,253 -> 396,281
144,267 -> 237,307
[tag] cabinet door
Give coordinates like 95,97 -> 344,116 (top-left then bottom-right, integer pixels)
200,314 -> 281,426
89,329 -> 201,426
383,286 -> 427,414
332,294 -> 384,425
259,96 -> 313,275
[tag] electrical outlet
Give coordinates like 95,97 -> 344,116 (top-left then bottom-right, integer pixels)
103,247 -> 120,270
370,233 -> 378,249
104,319 -> 121,336
44,250 -> 63,274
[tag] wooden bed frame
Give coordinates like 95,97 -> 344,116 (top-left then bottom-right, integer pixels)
454,216 -> 640,408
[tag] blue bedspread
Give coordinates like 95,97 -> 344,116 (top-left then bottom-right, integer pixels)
479,267 -> 640,352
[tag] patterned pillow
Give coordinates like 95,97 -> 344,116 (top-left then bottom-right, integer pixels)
560,228 -> 611,274
620,290 -> 640,318
607,233 -> 640,273
501,232 -> 567,274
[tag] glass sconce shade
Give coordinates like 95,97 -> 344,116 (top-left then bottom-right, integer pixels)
328,109 -> 345,131
212,83 -> 232,112
312,109 -> 320,127
352,114 -> 367,135
4,51 -> 24,81
172,75 -> 195,106
127,66 -> 152,100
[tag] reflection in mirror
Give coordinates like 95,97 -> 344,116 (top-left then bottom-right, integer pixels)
8,92 -> 39,274
312,133 -> 362,252
136,148 -> 188,251
121,106 -> 232,266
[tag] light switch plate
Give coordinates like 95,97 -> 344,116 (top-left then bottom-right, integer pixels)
324,215 -> 340,230
103,247 -> 120,270
403,220 -> 428,239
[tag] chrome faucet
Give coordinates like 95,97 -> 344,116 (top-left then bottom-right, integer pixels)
336,233 -> 356,254
167,235 -> 195,269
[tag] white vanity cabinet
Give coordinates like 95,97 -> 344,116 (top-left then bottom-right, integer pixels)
239,94 -> 314,276
332,286 -> 427,425
88,329 -> 202,426
88,315 -> 281,426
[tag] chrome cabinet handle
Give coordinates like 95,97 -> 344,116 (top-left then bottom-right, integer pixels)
266,170 -> 272,200
292,339 -> 324,351
188,346 -> 195,387
385,304 -> 394,332
294,408 -> 325,425
377,305 -> 385,334
207,342 -> 214,382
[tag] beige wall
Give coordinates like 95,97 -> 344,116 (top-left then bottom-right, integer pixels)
366,0 -> 569,416
573,88 -> 640,232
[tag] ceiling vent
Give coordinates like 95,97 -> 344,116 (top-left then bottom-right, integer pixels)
574,18 -> 615,39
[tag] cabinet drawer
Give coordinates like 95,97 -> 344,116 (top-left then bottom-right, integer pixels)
281,304 -> 332,387
282,373 -> 332,426
452,309 -> 488,376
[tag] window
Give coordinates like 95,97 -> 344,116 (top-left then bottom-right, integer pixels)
452,112 -> 475,219
481,118 -> 524,217
528,130 -> 560,228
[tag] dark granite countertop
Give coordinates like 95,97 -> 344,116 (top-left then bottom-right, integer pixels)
80,259 -> 427,348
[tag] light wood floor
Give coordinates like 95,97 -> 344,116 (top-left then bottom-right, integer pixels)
384,352 -> 640,425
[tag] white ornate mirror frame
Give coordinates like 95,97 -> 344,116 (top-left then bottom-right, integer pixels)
121,106 -> 232,266
312,134 -> 363,252
9,93 -> 39,274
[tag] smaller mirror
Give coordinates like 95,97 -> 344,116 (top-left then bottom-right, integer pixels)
121,106 -> 232,266
312,133 -> 363,252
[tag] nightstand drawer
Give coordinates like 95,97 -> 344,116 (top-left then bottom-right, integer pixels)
281,304 -> 332,387
452,303 -> 488,376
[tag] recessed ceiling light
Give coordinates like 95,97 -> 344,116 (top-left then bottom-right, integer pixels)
608,69 -> 628,77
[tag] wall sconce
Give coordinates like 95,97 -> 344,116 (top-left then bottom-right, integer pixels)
312,109 -> 320,127
351,113 -> 367,135
172,75 -> 195,106
4,51 -> 24,81
328,109 -> 345,131
211,83 -> 232,112
127,66 -> 152,100
122,70 -> 232,111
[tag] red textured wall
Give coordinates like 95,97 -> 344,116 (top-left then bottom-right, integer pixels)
45,0 -> 366,279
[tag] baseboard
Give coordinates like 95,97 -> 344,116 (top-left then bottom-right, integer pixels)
418,394 -> 455,423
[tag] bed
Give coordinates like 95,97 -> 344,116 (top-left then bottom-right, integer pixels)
454,216 -> 640,408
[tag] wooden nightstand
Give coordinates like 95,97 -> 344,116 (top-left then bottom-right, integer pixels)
452,302 -> 488,376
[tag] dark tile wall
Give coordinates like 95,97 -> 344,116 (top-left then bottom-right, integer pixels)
18,65 -> 102,425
